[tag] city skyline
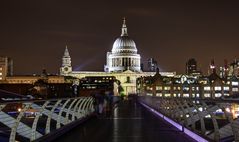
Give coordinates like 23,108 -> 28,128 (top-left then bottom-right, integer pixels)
1,1 -> 239,75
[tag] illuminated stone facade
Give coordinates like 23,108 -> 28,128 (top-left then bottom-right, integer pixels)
60,46 -> 72,75
104,18 -> 141,72
4,75 -> 65,84
0,56 -> 13,81
60,19 -> 176,95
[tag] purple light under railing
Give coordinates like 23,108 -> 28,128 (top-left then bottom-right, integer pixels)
184,128 -> 208,142
140,101 -> 209,142
140,102 -> 164,118
164,116 -> 182,131
152,109 -> 164,118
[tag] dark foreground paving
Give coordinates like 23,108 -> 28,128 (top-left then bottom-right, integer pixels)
53,101 -> 195,142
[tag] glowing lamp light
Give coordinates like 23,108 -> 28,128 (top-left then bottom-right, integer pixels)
18,108 -> 22,112
210,65 -> 215,69
225,107 -> 231,113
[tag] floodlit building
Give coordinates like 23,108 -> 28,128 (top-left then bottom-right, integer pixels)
104,18 -> 141,73
4,75 -> 65,84
0,56 -> 13,81
137,68 -> 239,99
60,19 -> 176,95
0,68 -> 65,84
60,46 -> 72,76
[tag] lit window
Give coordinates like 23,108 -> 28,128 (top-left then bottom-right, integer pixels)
0,72 -> 2,76
192,87 -> 195,91
164,86 -> 171,90
224,93 -> 230,96
204,93 -> 211,98
215,93 -> 222,97
192,93 -> 195,97
0,67 -> 2,71
196,94 -> 200,97
156,86 -> 162,90
147,93 -> 152,96
156,93 -> 162,97
214,86 -> 221,91
191,87 -> 199,91
174,87 -> 180,90
232,88 -> 238,92
223,87 -> 229,91
183,94 -> 189,97
183,87 -> 189,91
204,86 -> 210,91
147,87 -> 153,91
165,94 -> 171,97
0,77 -> 2,80
173,94 -> 177,97
232,82 -> 238,86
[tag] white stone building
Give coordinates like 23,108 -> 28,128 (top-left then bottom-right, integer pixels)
60,19 -> 175,95
104,18 -> 141,72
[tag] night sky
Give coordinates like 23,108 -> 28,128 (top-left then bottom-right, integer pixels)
0,0 -> 239,75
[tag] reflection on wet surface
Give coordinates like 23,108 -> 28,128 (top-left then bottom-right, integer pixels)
54,101 -> 195,142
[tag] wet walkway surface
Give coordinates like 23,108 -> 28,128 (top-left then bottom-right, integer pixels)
53,101 -> 195,142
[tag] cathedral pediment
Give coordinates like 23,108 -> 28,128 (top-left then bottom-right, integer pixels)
123,69 -> 135,74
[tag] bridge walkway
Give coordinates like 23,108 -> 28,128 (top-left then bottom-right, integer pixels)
53,100 -> 195,142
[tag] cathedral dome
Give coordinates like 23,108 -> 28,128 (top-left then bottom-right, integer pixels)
105,18 -> 141,73
112,36 -> 137,53
111,18 -> 137,54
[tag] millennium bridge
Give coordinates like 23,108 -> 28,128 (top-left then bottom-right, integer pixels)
0,92 -> 238,142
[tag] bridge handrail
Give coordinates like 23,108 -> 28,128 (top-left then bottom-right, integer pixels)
0,96 -> 95,142
0,96 -> 90,104
138,95 -> 239,142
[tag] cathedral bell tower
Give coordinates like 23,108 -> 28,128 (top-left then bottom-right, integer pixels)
60,45 -> 72,75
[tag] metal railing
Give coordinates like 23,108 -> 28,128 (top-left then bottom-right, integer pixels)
0,97 -> 94,142
138,96 -> 239,142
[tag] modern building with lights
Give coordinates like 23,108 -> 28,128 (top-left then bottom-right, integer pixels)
185,58 -> 202,76
60,19 -> 175,95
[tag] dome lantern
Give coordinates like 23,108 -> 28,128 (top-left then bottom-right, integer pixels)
112,18 -> 137,54
121,17 -> 128,36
